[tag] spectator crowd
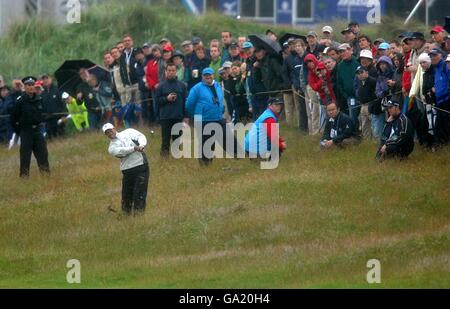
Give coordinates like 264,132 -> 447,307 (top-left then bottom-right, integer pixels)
1,21 -> 450,161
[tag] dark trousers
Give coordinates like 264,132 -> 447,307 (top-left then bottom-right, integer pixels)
160,119 -> 182,155
435,102 -> 450,145
19,128 -> 50,178
46,119 -> 65,139
121,163 -> 149,215
197,120 -> 239,165
296,88 -> 308,133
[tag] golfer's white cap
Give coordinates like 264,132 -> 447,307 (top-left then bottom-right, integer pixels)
102,123 -> 115,133
62,92 -> 69,100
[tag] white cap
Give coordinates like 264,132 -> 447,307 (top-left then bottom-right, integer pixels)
62,92 -> 69,100
323,47 -> 330,54
102,123 -> 115,133
359,49 -> 373,60
322,26 -> 333,33
418,52 -> 431,64
446,54 -> 450,62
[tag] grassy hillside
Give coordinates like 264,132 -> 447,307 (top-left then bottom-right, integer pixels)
0,125 -> 449,288
0,1 -> 428,81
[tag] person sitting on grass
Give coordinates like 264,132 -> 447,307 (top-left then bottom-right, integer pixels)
244,97 -> 286,159
376,100 -> 414,161
320,102 -> 360,150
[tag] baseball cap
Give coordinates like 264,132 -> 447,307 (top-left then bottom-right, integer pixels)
202,68 -> 214,75
142,42 -> 151,49
411,32 -> 425,40
192,37 -> 202,44
338,43 -> 351,51
348,21 -> 359,27
22,76 -> 37,85
229,41 -> 239,49
62,92 -> 70,100
341,27 -> 352,34
102,123 -> 115,133
446,54 -> 450,62
355,65 -> 368,74
268,97 -> 284,105
322,26 -> 333,33
181,40 -> 192,47
222,61 -> 232,68
374,38 -> 385,44
429,47 -> 444,56
307,31 -> 317,37
159,38 -> 170,44
383,100 -> 400,108
163,45 -> 174,52
359,49 -> 373,60
242,41 -> 253,49
430,25 -> 445,34
378,42 -> 390,50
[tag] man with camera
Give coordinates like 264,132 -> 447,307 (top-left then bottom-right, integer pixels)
154,63 -> 188,157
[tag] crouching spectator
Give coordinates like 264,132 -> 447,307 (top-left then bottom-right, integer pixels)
376,100 -> 414,161
320,102 -> 360,149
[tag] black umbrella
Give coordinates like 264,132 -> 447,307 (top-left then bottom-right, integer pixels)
278,33 -> 307,46
54,59 -> 97,95
444,16 -> 450,34
88,65 -> 110,83
248,34 -> 282,56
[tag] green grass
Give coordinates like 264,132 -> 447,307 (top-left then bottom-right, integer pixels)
0,125 -> 449,288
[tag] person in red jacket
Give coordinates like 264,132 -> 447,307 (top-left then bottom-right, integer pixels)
145,45 -> 164,121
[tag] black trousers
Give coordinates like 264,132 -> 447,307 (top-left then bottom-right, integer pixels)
46,119 -> 65,139
435,102 -> 450,145
121,163 -> 149,215
296,88 -> 309,133
19,128 -> 50,178
197,120 -> 240,165
160,119 -> 182,155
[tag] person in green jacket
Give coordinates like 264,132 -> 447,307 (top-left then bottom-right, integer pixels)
336,43 -> 359,118
61,92 -> 89,131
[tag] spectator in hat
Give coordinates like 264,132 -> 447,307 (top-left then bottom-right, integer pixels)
227,41 -> 243,63
376,100 -> 414,161
430,26 -> 447,51
103,123 -> 149,215
186,67 -> 238,166
159,37 -> 171,49
377,42 -> 391,59
429,48 -> 450,146
142,43 -> 153,63
181,40 -> 196,73
336,43 -> 359,116
358,50 -> 377,78
373,38 -> 385,48
407,32 -> 427,83
341,27 -> 360,57
170,51 -> 185,83
320,102 -> 359,150
162,45 -> 174,64
306,31 -> 325,59
61,92 -> 89,132
244,97 -> 286,159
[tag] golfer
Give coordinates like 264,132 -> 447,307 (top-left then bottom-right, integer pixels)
103,123 -> 149,215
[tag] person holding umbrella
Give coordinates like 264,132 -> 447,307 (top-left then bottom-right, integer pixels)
103,123 -> 149,215
10,76 -> 50,178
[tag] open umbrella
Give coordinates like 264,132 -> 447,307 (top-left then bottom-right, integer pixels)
54,59 -> 97,95
88,65 -> 111,83
278,33 -> 307,46
444,16 -> 450,34
248,34 -> 282,56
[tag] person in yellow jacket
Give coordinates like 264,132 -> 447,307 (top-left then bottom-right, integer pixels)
61,92 -> 89,131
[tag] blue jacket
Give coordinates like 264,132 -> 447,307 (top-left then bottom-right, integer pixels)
244,108 -> 278,155
186,80 -> 224,122
375,56 -> 394,99
433,59 -> 450,106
